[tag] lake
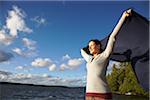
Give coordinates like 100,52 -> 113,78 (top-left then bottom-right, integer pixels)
0,82 -> 148,100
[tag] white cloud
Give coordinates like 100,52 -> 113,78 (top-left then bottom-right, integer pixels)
22,38 -> 36,50
6,5 -> 32,37
31,16 -> 46,26
30,55 -> 84,71
12,48 -> 24,56
16,66 -> 24,70
0,29 -> 14,45
59,58 -> 84,71
12,46 -> 37,57
31,58 -> 57,71
49,64 -> 57,71
13,73 -> 32,79
62,54 -> 71,60
67,58 -> 83,69
42,73 -> 49,78
0,74 -> 7,80
31,58 -> 52,67
0,70 -> 12,81
12,38 -> 37,57
15,65 -> 32,72
0,70 -> 85,86
0,5 -> 33,46
59,63 -> 69,71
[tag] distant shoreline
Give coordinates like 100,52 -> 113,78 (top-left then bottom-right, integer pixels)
0,81 -> 84,88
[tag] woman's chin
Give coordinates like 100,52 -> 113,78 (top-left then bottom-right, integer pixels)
90,52 -> 93,54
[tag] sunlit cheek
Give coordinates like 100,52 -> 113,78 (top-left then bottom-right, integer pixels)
89,48 -> 93,52
89,47 -> 93,53
91,46 -> 95,50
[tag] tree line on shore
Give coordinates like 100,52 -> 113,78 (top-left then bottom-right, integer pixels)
106,62 -> 148,97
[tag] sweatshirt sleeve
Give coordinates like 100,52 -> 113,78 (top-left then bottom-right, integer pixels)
80,49 -> 92,62
103,35 -> 116,58
103,11 -> 127,58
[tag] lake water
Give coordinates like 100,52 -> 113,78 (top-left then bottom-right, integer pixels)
0,82 -> 148,100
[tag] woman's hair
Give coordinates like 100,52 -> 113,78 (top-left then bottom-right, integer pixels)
89,39 -> 102,47
83,39 -> 103,55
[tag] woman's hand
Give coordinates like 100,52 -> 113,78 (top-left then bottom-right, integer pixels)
123,9 -> 132,17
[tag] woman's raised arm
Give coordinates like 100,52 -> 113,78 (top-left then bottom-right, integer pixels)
81,49 -> 92,62
103,9 -> 132,57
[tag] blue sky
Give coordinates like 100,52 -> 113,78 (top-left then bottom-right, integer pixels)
0,1 -> 149,86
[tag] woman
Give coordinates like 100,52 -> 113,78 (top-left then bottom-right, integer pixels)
81,9 -> 131,100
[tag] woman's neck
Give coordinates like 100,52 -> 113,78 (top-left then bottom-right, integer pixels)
93,53 -> 99,58
93,50 -> 101,58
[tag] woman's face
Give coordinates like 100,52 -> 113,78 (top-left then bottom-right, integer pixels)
88,41 -> 100,55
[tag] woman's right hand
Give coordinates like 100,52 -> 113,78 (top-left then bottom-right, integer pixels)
123,9 -> 132,17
